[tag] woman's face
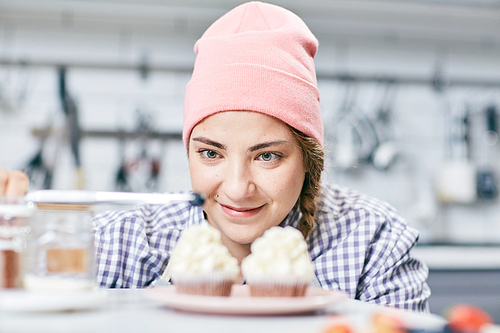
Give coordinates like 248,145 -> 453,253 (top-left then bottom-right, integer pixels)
188,111 -> 306,252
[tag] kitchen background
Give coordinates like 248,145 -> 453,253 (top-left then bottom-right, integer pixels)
1,0 -> 500,319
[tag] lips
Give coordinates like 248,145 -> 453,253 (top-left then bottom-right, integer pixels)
220,203 -> 264,218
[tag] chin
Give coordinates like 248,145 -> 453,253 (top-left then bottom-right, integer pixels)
207,210 -> 279,245
221,223 -> 268,246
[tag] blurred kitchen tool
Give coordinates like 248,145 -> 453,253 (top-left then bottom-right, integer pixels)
476,170 -> 497,200
435,102 -> 477,204
58,67 -> 84,190
371,81 -> 400,170
333,81 -> 378,170
114,109 -> 161,192
23,148 -> 53,190
0,62 -> 30,113
25,190 -> 205,206
476,104 -> 498,200
115,131 -> 131,192
22,118 -> 55,190
329,81 -> 356,169
435,160 -> 477,204
333,80 -> 400,171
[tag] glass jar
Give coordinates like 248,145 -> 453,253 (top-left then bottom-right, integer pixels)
23,205 -> 95,292
0,198 -> 33,289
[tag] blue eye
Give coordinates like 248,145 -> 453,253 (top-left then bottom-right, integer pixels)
197,149 -> 219,159
202,150 -> 218,159
261,152 -> 273,161
259,152 -> 278,162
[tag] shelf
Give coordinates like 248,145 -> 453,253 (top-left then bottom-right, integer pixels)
31,128 -> 182,141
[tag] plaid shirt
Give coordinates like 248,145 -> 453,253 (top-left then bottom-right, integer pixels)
93,183 -> 430,312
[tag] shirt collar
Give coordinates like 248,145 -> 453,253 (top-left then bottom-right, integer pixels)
188,205 -> 206,228
279,200 -> 302,228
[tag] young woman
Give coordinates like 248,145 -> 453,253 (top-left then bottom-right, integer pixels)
1,2 -> 430,312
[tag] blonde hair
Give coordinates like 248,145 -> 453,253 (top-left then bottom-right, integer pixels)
289,126 -> 325,239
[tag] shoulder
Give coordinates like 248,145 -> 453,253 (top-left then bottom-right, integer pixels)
310,184 -> 418,255
310,184 -> 423,296
318,183 -> 410,234
320,184 -> 401,221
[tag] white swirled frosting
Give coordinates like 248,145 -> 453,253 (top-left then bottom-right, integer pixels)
169,222 -> 239,279
241,226 -> 314,281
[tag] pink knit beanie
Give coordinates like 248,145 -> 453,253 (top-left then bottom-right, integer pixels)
182,1 -> 323,146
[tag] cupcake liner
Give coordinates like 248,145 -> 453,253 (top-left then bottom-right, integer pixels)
171,273 -> 235,297
248,282 -> 308,297
244,276 -> 311,297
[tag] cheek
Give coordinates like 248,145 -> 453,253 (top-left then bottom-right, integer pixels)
281,173 -> 305,197
188,157 -> 219,193
261,166 -> 305,200
188,155 -> 203,191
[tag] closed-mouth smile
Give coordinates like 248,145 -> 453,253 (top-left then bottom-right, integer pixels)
220,203 -> 264,218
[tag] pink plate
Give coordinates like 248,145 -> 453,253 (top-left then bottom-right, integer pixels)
144,285 -> 347,315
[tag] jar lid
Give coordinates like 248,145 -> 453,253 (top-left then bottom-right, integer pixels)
0,199 -> 34,218
36,203 -> 91,211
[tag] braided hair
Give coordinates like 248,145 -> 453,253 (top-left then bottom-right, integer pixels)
289,126 -> 325,239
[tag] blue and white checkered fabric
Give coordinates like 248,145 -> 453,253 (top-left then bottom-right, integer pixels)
93,183 -> 430,312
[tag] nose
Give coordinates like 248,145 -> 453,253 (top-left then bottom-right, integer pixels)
221,159 -> 256,202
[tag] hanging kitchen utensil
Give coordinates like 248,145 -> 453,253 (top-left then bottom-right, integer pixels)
147,158 -> 161,190
117,109 -> 162,193
115,131 -> 131,192
371,81 -> 400,171
333,80 -> 379,170
435,102 -> 477,204
351,109 -> 380,163
330,80 -> 358,169
0,62 -> 30,114
338,94 -> 392,169
23,148 -> 53,190
22,116 -> 56,190
58,67 -> 84,190
476,104 -> 498,200
333,79 -> 403,172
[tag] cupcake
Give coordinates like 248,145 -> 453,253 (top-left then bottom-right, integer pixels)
241,226 -> 314,297
169,222 -> 239,297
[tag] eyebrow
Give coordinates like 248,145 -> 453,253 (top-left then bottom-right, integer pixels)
192,137 -> 227,150
191,137 -> 289,152
248,140 -> 289,152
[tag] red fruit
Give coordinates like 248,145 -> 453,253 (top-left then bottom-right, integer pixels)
323,323 -> 352,333
372,313 -> 407,333
448,304 -> 492,332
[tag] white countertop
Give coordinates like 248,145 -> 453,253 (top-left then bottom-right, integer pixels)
0,288 -> 445,333
413,245 -> 500,270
